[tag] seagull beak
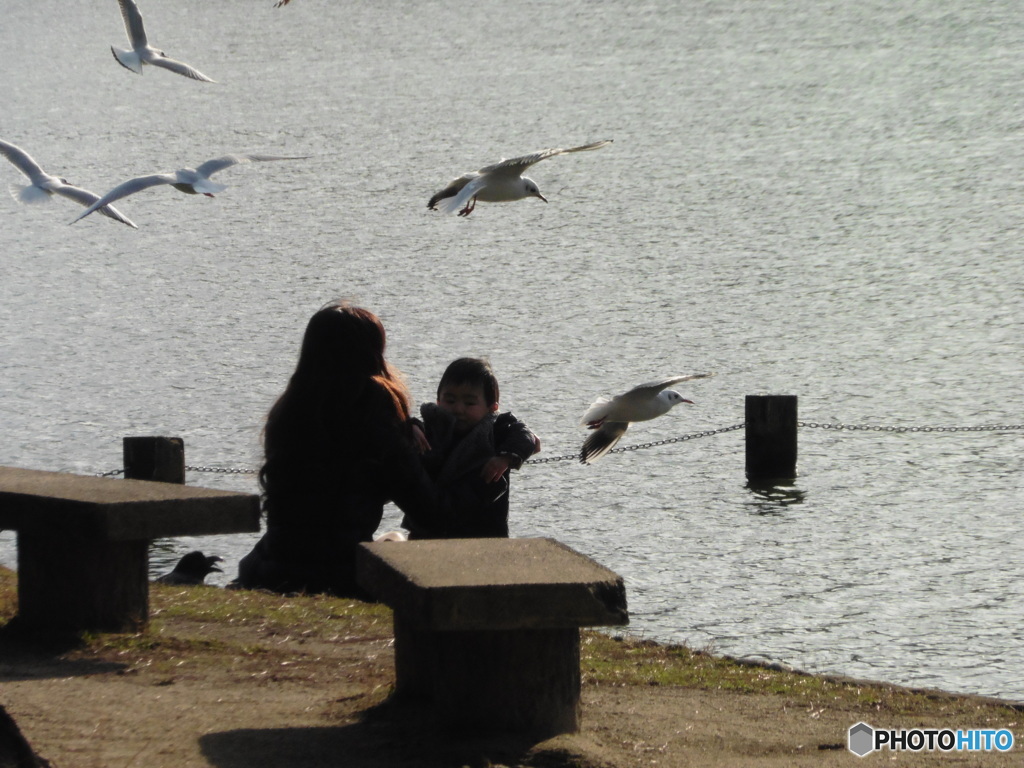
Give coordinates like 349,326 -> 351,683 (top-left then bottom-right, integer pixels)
681,398 -> 694,404
535,191 -> 548,203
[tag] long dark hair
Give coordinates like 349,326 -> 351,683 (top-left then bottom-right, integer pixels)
259,301 -> 412,497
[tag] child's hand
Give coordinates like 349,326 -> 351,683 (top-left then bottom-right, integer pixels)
481,455 -> 513,483
532,436 -> 541,455
411,424 -> 431,454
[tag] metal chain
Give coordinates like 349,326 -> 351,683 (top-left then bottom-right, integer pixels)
184,464 -> 259,475
92,421 -> 1020,476
94,465 -> 256,478
526,422 -> 746,465
601,422 -> 746,456
523,452 -> 581,465
798,422 -> 1024,433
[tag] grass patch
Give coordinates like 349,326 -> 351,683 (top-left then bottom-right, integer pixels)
0,565 -> 392,666
1,564 -> 1019,724
0,566 -> 16,623
582,632 -> 1020,718
150,582 -> 392,636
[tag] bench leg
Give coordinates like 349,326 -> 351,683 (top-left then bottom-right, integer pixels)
392,612 -> 434,701
393,614 -> 581,738
16,532 -> 148,633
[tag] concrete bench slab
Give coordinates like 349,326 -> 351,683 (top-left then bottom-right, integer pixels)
357,537 -> 628,738
0,466 -> 260,633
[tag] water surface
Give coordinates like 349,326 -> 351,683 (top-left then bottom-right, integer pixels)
1,0 -> 1021,701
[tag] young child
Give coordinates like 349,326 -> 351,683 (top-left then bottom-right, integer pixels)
402,357 -> 539,539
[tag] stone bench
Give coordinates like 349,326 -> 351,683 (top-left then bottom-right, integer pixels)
357,537 -> 628,738
0,465 -> 259,633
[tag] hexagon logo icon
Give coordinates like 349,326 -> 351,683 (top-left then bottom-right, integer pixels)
848,722 -> 875,757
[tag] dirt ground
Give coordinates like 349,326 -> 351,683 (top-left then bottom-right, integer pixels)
1,583 -> 1020,768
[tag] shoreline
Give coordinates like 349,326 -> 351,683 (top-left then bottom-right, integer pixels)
1,568 -> 1020,767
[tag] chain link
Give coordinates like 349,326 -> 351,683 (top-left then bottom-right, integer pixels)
184,464 -> 259,475
603,423 -> 746,455
526,422 -> 746,465
94,465 -> 256,478
798,422 -> 1024,433
524,452 -> 580,465
92,420 -> 1021,476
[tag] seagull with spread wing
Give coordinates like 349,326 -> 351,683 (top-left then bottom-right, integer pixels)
70,154 -> 308,224
580,373 -> 714,464
1,139 -> 137,227
428,139 -> 612,216
110,0 -> 215,82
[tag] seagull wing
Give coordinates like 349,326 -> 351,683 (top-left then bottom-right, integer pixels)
580,421 -> 629,464
479,139 -> 612,177
0,140 -> 47,183
580,395 -> 615,427
149,55 -> 215,83
432,175 -> 487,215
53,183 -> 138,227
117,0 -> 148,47
194,154 -> 305,179
627,373 -> 715,396
581,373 -> 713,426
428,173 -> 473,210
71,173 -> 175,223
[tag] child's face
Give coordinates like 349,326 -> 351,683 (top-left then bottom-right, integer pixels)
437,382 -> 497,434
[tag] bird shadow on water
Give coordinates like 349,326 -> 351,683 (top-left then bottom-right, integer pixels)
743,480 -> 806,516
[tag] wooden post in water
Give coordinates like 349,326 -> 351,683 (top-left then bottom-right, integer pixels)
123,436 -> 185,484
123,436 -> 183,627
745,395 -> 797,482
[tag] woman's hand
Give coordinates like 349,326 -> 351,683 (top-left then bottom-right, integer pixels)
411,423 -> 431,454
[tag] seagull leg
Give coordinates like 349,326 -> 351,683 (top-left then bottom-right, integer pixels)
458,196 -> 477,217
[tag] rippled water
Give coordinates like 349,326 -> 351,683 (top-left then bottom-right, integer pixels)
1,0 -> 1022,701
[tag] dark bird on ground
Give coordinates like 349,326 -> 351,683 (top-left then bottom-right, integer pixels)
155,551 -> 223,585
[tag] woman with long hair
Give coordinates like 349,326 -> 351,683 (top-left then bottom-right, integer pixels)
235,300 -> 479,597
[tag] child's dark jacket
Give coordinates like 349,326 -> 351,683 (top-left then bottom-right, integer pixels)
402,403 -> 536,538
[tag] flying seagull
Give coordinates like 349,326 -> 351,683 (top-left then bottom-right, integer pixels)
428,139 -> 612,216
1,138 -> 137,227
71,154 -> 308,224
155,551 -> 223,585
579,373 -> 714,464
111,0 -> 215,82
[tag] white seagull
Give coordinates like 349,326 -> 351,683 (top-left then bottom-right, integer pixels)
579,373 -> 714,464
1,138 -> 137,227
111,0 -> 215,82
71,154 -> 308,224
428,139 -> 612,216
